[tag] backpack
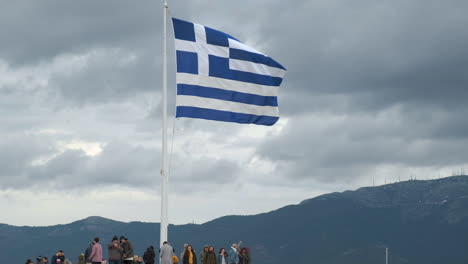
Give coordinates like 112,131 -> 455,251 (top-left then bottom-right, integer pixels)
172,255 -> 179,264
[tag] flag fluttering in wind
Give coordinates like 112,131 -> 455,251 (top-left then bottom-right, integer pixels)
172,18 -> 286,126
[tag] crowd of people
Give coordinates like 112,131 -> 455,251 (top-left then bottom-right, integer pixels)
24,236 -> 251,264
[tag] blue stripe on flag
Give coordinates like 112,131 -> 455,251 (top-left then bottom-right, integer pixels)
176,51 -> 198,74
205,26 -> 239,47
177,84 -> 278,107
230,48 -> 286,70
172,18 -> 196,42
209,56 -> 283,86
176,106 -> 279,126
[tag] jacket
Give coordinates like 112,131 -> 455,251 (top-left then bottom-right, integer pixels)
122,240 -> 134,259
160,244 -> 173,264
239,254 -> 249,264
143,248 -> 156,264
89,242 -> 103,262
227,248 -> 238,264
51,255 -> 65,264
108,243 -> 124,260
203,252 -> 218,264
183,250 -> 198,264
84,245 -> 93,262
217,254 -> 227,264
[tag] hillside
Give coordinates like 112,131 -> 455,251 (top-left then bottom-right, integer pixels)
3,176 -> 468,264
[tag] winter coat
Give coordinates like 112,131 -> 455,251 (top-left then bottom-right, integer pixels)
217,254 -> 227,264
89,242 -> 103,262
183,250 -> 198,264
199,250 -> 207,264
227,248 -> 238,264
85,245 -> 93,262
203,252 -> 217,264
238,254 -> 249,264
51,255 -> 65,264
121,240 -> 134,259
160,244 -> 173,264
108,243 -> 124,261
143,248 -> 156,264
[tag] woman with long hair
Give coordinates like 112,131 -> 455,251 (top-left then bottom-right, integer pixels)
238,248 -> 250,264
183,245 -> 198,264
218,248 -> 228,264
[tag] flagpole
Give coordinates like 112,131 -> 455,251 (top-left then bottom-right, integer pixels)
160,0 -> 169,246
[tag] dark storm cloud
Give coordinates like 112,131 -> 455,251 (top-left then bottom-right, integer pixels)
1,0 -> 467,192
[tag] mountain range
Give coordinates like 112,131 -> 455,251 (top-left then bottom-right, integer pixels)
3,175 -> 468,264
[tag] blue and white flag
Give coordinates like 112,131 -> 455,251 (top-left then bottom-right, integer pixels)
172,18 -> 286,126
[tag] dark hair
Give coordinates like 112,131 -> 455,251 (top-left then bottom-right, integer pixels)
94,237 -> 100,243
184,244 -> 194,255
42,257 -> 48,260
26,259 -> 33,264
219,248 -> 228,256
163,241 -> 168,245
112,235 -> 118,241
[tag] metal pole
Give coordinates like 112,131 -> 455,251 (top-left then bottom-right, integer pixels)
160,0 -> 169,246
386,247 -> 388,264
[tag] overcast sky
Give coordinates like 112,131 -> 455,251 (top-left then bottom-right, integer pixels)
1,0 -> 467,227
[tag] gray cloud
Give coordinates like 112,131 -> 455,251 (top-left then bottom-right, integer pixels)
1,0 -> 468,225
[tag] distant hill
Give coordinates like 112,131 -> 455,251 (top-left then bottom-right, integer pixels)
3,176 -> 468,264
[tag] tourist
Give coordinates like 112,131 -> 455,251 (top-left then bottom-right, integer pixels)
199,246 -> 208,264
51,250 -> 65,264
160,241 -> 173,264
180,244 -> 188,261
85,242 -> 94,264
182,245 -> 197,264
26,259 -> 34,264
203,246 -> 217,264
120,236 -> 134,264
77,254 -> 86,264
89,237 -> 103,264
217,248 -> 228,264
143,246 -> 155,264
227,244 -> 238,264
40,257 -> 49,264
108,236 -> 123,264
238,248 -> 249,264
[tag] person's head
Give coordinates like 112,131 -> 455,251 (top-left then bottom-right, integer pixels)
186,245 -> 193,252
219,248 -> 226,255
133,255 -> 138,261
240,248 -> 248,255
120,236 -> 127,243
231,244 -> 237,249
79,254 -> 85,261
204,246 -> 209,252
112,235 -> 119,242
138,257 -> 143,262
94,237 -> 99,243
26,259 -> 34,264
183,244 -> 188,249
41,257 -> 48,263
208,246 -> 214,253
163,241 -> 168,245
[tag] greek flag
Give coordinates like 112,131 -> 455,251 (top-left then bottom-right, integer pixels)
172,18 -> 286,126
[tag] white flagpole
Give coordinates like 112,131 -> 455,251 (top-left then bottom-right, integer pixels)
160,0 -> 169,246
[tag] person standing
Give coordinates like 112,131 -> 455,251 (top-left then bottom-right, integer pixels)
108,236 -> 123,264
182,245 -> 197,264
143,246 -> 155,264
77,254 -> 86,264
199,246 -> 208,264
120,236 -> 134,264
51,250 -> 65,264
217,248 -> 227,264
203,246 -> 217,264
85,243 -> 94,264
227,245 -> 238,264
238,248 -> 249,264
160,241 -> 173,264
89,237 -> 103,264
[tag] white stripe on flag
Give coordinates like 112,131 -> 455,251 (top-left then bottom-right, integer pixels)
177,95 -> 279,117
175,39 -> 229,58
228,38 -> 261,54
229,59 -> 286,78
176,73 -> 279,96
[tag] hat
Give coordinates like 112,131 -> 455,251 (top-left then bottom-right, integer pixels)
120,235 -> 127,240
112,235 -> 119,241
